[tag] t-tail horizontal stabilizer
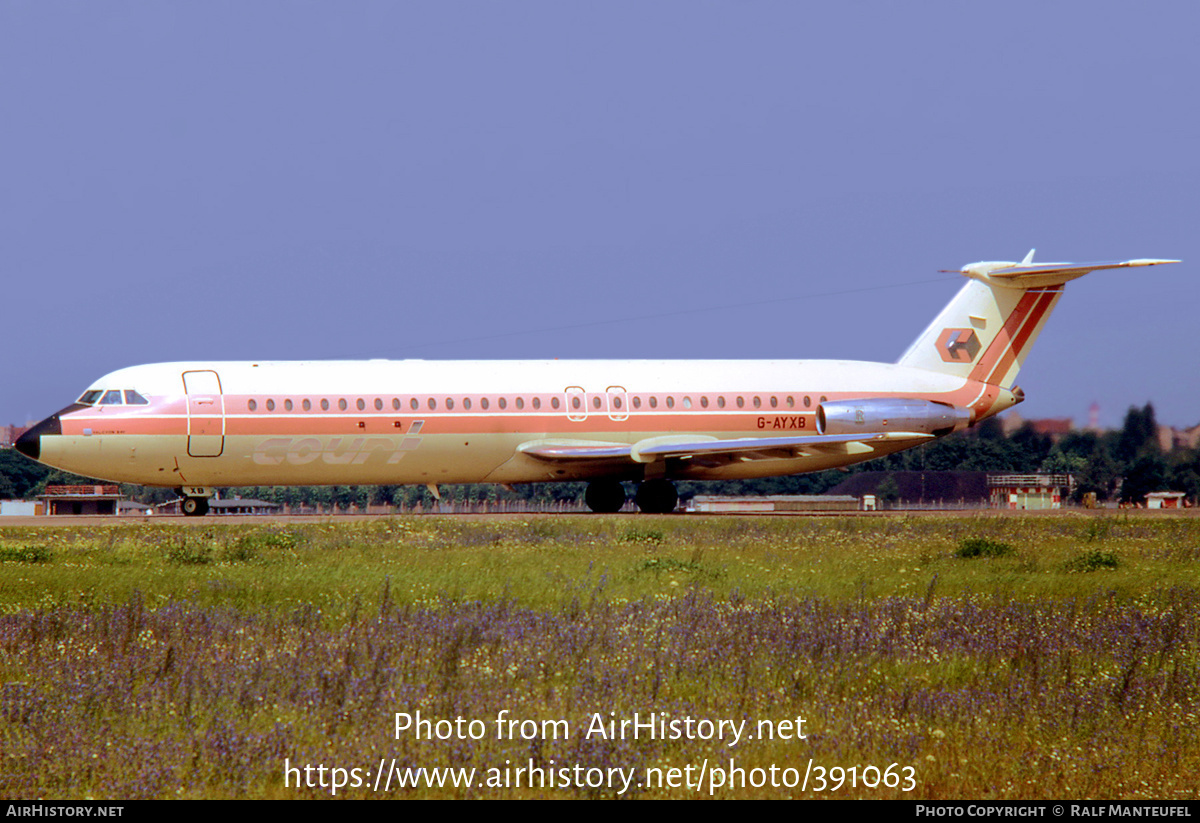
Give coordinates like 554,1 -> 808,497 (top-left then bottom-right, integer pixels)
946,252 -> 1180,290
903,251 -> 1179,388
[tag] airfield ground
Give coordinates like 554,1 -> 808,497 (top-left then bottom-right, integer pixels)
2,513 -> 1199,799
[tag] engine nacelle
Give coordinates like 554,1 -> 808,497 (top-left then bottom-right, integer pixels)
816,398 -> 971,437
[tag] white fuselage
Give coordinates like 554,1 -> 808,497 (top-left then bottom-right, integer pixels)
32,358 -> 1004,489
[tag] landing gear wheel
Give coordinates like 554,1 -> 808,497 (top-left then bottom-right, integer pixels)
635,479 -> 678,514
585,480 -> 626,513
181,497 -> 210,517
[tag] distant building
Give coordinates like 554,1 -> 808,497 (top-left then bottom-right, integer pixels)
1146,492 -> 1187,509
687,495 -> 859,513
1,424 -> 33,448
828,471 -> 990,506
0,500 -> 43,516
1000,412 -> 1074,442
155,496 -> 282,516
987,474 -> 1073,510
38,485 -> 124,516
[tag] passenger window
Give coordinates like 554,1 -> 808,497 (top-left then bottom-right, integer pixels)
683,396 -> 692,409
666,397 -> 675,409
284,399 -> 293,411
480,398 -> 489,410
591,396 -> 600,409
514,397 -> 523,410
392,398 -> 401,410
303,399 -> 312,411
786,396 -> 795,408
100,390 -> 123,405
357,399 -> 366,411
124,390 -> 149,405
497,398 -> 505,410
429,398 -> 437,410
374,398 -> 383,411
753,396 -> 762,409
804,396 -> 811,407
446,398 -> 454,410
613,396 -> 622,409
770,396 -> 778,408
649,397 -> 658,409
632,396 -> 641,409
411,398 -> 419,410
736,396 -> 745,408
464,398 -> 472,410
266,399 -> 276,411
248,399 -> 258,411
717,396 -> 726,409
549,397 -> 558,410
700,396 -> 708,408
321,399 -> 330,411
339,399 -> 348,411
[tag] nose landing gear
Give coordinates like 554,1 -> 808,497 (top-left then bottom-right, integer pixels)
181,496 -> 210,517
176,486 -> 213,517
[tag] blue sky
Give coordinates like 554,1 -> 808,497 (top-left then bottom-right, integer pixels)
4,2 -> 1197,428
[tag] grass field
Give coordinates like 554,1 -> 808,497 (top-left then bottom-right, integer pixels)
2,514 -> 1199,799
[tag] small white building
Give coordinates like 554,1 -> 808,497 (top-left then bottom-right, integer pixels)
1146,491 -> 1187,509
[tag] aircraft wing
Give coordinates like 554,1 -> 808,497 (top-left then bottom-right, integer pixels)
518,432 -> 933,468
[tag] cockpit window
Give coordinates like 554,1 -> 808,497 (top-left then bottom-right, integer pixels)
124,390 -> 149,405
78,390 -> 103,405
100,390 -> 124,405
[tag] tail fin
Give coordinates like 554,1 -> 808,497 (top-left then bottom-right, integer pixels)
899,252 -> 1178,389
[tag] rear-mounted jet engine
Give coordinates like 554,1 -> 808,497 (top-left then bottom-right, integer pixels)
816,398 -> 971,438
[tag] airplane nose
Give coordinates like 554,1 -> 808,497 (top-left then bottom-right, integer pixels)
14,407 -> 74,463
15,426 -> 42,461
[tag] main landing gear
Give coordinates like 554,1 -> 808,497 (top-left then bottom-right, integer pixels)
583,478 -> 679,514
584,479 -> 626,513
635,478 -> 678,514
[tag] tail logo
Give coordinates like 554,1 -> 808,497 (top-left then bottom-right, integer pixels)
936,328 -> 981,363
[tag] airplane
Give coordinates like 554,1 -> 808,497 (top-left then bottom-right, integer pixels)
15,252 -> 1178,515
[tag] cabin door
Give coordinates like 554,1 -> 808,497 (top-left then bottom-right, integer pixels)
183,369 -> 225,457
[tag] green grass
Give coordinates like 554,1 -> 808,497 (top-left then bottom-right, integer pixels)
2,514 -> 1199,799
4,515 -> 1196,616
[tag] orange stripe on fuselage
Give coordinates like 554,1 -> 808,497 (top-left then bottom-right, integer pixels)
60,384 -> 1006,440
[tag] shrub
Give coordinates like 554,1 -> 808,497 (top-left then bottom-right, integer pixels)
619,528 -> 665,545
1066,550 -> 1119,572
956,537 -> 1015,558
0,544 -> 52,563
165,538 -> 213,565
